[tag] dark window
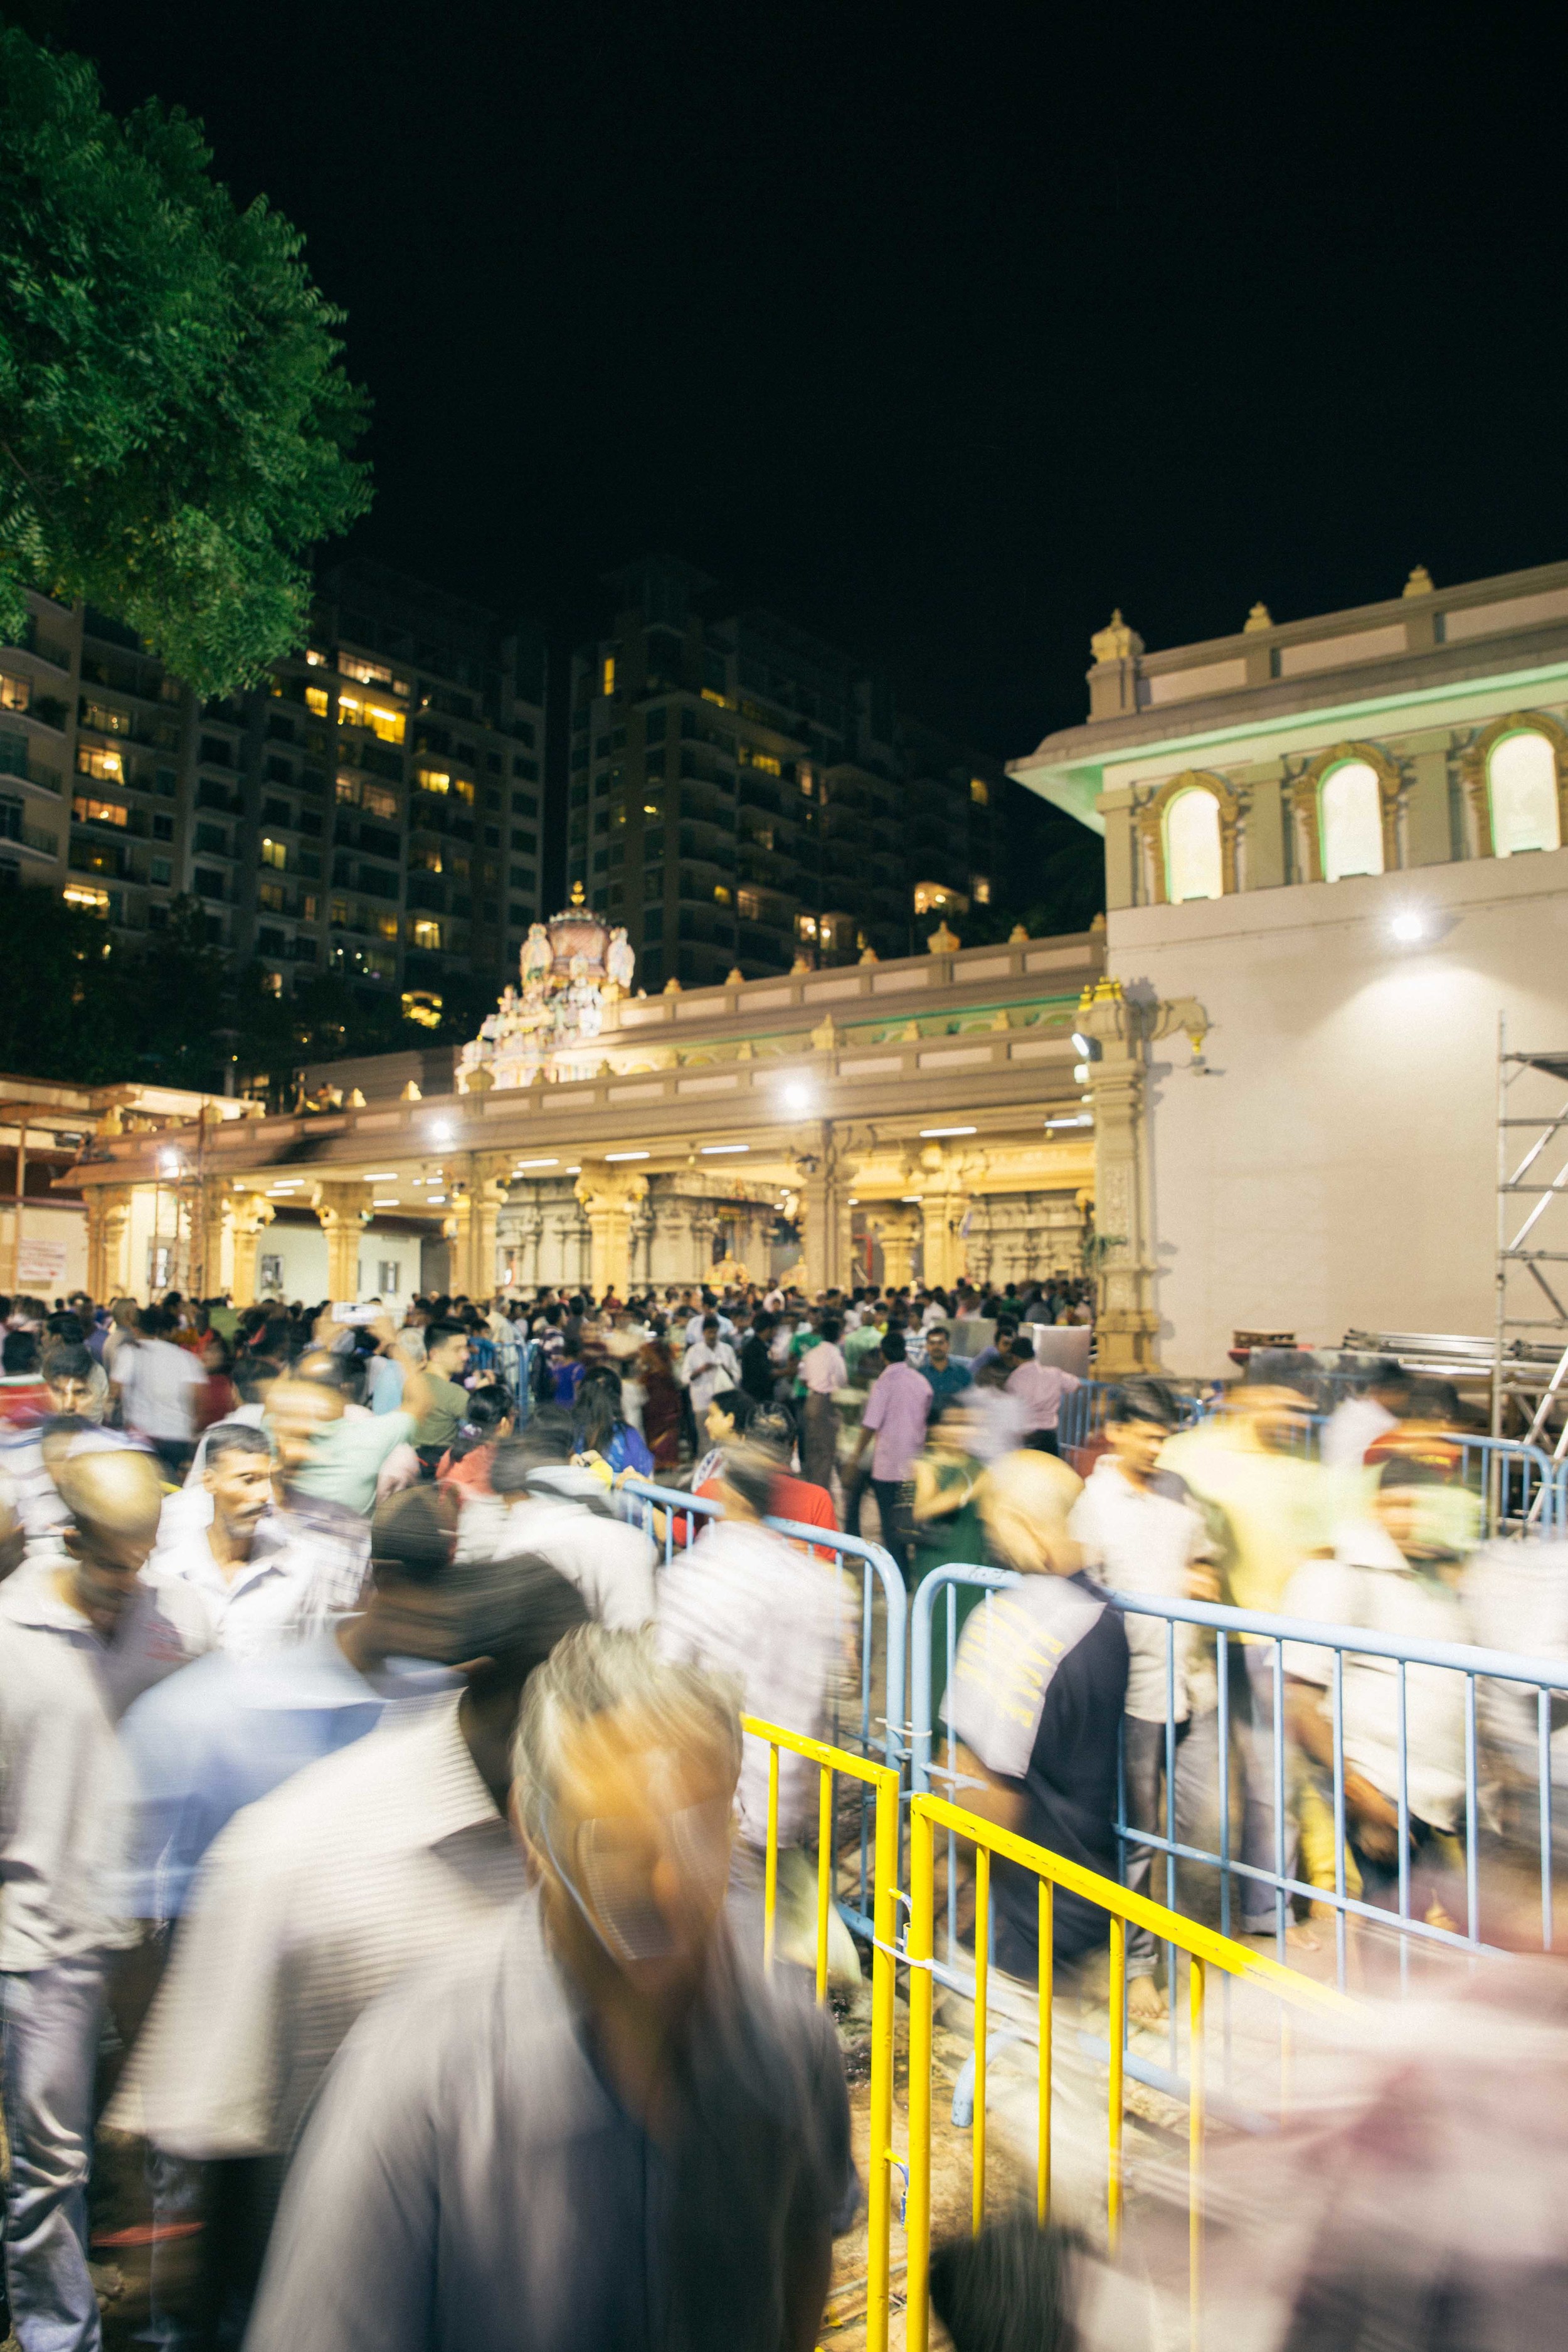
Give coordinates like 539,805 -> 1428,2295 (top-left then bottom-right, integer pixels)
484,824 -> 500,848
643,908 -> 664,942
511,789 -> 538,817
513,756 -> 539,782
508,900 -> 529,925
194,867 -> 224,901
155,768 -> 177,797
153,815 -> 174,842
265,755 -> 294,783
511,829 -> 538,856
262,797 -> 291,825
644,866 -> 663,900
194,822 -> 227,855
198,734 -> 231,766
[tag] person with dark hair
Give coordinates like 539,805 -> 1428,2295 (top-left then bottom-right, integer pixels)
930,2217 -> 1105,2352
436,1382 -> 516,1496
265,1343 -> 434,1519
632,1333 -> 682,1472
571,1365 -> 654,1481
849,1325 -> 931,1577
681,1313 -> 741,1424
739,1310 -> 778,1406
1068,1378 -> 1215,2021
114,1304 -> 208,1476
796,1313 -> 847,1498
147,1421 -> 362,1655
117,1545 -> 591,2334
412,1320 -> 471,1456
0,1324 -> 51,1424
689,1385 -> 755,1494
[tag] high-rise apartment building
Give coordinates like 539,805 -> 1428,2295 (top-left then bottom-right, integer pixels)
0,561 -> 546,1023
566,557 -> 1043,990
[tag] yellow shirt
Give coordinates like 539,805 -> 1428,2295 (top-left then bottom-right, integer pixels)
1158,1420 -> 1335,1619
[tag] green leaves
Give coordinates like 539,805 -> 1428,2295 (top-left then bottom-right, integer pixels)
0,30 -> 371,694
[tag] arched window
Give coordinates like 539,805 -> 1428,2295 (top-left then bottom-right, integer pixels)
1164,787 -> 1224,902
1488,730 -> 1561,857
1319,759 -> 1385,881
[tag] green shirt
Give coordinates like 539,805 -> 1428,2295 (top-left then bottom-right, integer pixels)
289,1410 -> 416,1517
415,1375 -> 471,1452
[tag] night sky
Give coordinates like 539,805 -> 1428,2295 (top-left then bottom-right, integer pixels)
53,0 -> 1568,760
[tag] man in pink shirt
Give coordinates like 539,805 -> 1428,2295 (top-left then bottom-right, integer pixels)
849,1329 -> 931,1579
1005,1340 -> 1081,1456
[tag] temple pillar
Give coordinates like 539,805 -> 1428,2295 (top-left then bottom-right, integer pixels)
516,1205 -> 543,1291
574,1164 -> 648,1296
311,1181 -> 371,1303
1077,978 -> 1205,1374
458,1158 -> 511,1300
798,1126 -> 850,1296
230,1193 -> 276,1308
867,1204 -> 920,1291
86,1185 -> 134,1301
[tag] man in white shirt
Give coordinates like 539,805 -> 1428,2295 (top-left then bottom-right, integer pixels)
149,1423 -> 364,1655
797,1314 -> 848,1498
0,1446 -> 211,2349
114,1305 -> 208,1476
467,1413 -> 657,1629
1320,1362 -> 1408,1470
680,1315 -> 741,1419
1284,1456 -> 1471,1924
1068,1379 -> 1215,2021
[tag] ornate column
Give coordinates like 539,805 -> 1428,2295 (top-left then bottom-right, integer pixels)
630,1195 -> 654,1288
689,1201 -> 719,1285
866,1204 -> 920,1290
311,1181 -> 371,1303
462,1157 -> 511,1300
797,1126 -> 850,1296
516,1204 -> 544,1291
914,1145 -> 975,1291
196,1178 -> 231,1301
86,1184 -> 135,1301
650,1194 -> 693,1288
230,1193 -> 276,1308
574,1164 -> 649,1296
1077,977 -> 1206,1374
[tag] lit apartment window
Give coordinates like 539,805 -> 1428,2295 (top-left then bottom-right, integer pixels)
970,776 -> 990,806
738,889 -> 760,919
63,884 -> 110,916
797,913 -> 818,940
1163,787 -> 1224,903
413,918 -> 442,950
80,700 -> 132,736
258,881 -> 286,912
0,671 -> 30,712
377,914 -> 400,940
76,746 -> 124,782
972,876 -> 992,904
72,795 -> 127,828
714,883 -> 732,904
305,648 -> 327,667
1489,729 -> 1561,856
261,837 -> 287,869
338,653 -> 409,697
1318,760 -> 1384,881
601,655 -> 616,697
305,686 -> 331,718
337,693 -> 406,745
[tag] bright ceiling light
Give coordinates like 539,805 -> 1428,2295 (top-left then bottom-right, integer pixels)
700,1143 -> 749,1155
430,1120 -> 453,1142
1071,1030 -> 1092,1056
1045,1113 -> 1093,1130
362,1171 -> 397,1181
605,1150 -> 649,1162
512,1157 -> 559,1170
919,1125 -> 975,1138
1391,911 -> 1427,945
783,1081 -> 810,1112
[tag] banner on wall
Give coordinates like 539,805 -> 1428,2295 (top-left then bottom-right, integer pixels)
17,1236 -> 70,1291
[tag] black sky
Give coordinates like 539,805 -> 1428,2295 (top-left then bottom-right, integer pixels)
58,0 -> 1568,759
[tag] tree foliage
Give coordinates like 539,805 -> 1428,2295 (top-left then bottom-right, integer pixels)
0,29 -> 371,695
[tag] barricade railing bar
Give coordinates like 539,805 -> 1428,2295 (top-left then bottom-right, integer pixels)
911,1562 -> 1568,2000
743,1715 -> 901,2352
903,1789 -> 1350,2352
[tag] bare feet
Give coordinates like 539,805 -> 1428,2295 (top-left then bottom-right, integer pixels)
1127,1974 -> 1165,2025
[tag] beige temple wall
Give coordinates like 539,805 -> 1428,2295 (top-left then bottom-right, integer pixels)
1109,844 -> 1568,1377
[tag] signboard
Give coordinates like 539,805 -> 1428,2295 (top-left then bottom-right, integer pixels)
17,1236 -> 69,1291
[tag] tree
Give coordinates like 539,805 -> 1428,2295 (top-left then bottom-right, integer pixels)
0,29 -> 371,696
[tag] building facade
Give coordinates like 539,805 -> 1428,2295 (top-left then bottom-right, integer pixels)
1011,559 -> 1568,1377
566,556 -> 1050,992
63,920 -> 1103,1310
0,561 -> 546,1020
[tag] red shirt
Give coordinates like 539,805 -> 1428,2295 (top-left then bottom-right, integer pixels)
674,1468 -> 838,1560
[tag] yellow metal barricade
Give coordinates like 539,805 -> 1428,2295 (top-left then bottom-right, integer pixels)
742,1715 -> 902,2352
903,1790 -> 1353,2352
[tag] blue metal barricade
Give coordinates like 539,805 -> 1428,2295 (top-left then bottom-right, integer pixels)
910,1561 -> 1568,2001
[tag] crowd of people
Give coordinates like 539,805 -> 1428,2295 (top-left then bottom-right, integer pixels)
0,1273 -> 1564,2350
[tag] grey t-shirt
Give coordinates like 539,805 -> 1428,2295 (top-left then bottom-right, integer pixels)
248,1892 -> 854,2352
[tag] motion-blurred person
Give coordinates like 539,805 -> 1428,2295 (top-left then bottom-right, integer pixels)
944,1451 -> 1128,1976
848,1327 -> 931,1578
1284,1456 -> 1471,1931
112,1305 -> 207,1476
1321,1359 -> 1409,1469
681,1311 -> 741,1421
688,1384 -> 755,1495
572,1362 -> 654,1478
1004,1338 -> 1081,1458
411,1318 -> 472,1464
918,1320 -> 973,1409
435,1382 -> 515,1496
1160,1354 -> 1333,1939
657,1444 -> 850,1975
0,1448 -> 211,2352
151,1420 -> 368,1652
909,1397 -> 993,1733
1069,1380 -> 1217,2022
0,1327 -> 51,1423
265,1346 -> 430,1521
796,1313 -> 847,1496
247,1626 -> 854,2352
117,1550 -> 590,2330
633,1332 -> 682,1472
471,1409 -> 656,1626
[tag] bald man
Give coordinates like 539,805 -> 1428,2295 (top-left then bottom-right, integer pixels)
0,1443 -> 213,2351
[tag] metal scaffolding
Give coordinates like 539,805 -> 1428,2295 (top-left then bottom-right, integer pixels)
1493,1015 -> 1568,1474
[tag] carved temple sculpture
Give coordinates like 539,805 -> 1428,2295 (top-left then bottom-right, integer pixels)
457,903 -> 638,1093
